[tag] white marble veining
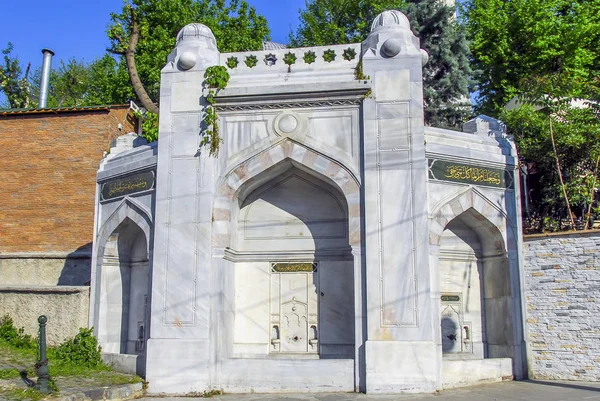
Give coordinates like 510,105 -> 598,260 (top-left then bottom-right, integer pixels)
90,10 -> 526,395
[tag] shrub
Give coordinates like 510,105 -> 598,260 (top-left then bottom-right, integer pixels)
55,328 -> 103,368
0,315 -> 36,349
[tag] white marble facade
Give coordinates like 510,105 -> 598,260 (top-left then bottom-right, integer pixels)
90,10 -> 527,394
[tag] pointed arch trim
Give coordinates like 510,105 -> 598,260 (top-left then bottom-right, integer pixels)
429,187 -> 515,247
212,139 -> 361,248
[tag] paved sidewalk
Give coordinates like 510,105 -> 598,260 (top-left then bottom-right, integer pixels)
145,380 -> 600,401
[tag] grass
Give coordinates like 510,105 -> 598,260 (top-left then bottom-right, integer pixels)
0,387 -> 49,401
0,316 -> 143,401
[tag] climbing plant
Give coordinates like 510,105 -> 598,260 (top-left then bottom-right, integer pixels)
203,65 -> 230,157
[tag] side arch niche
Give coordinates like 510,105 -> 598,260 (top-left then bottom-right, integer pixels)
438,208 -> 511,359
92,200 -> 152,376
429,187 -> 526,382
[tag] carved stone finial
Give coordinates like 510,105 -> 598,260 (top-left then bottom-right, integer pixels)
176,23 -> 217,50
370,10 -> 411,32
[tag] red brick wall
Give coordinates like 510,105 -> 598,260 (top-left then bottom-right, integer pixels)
0,106 -> 137,253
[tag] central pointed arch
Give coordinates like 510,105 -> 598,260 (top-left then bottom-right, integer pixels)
212,139 -> 361,250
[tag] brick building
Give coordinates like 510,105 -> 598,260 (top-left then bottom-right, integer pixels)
0,104 -> 137,286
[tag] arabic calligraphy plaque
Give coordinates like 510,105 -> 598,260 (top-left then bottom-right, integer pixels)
101,171 -> 155,201
428,159 -> 513,189
272,263 -> 317,273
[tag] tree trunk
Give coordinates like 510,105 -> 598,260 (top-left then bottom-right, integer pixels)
549,114 -> 575,230
585,155 -> 600,229
125,7 -> 159,115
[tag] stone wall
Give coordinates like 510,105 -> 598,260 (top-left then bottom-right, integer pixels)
0,286 -> 90,346
523,231 -> 600,381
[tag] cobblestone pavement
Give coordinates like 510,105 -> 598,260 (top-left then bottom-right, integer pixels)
146,380 -> 600,401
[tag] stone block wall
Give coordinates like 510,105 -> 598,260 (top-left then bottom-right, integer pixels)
0,286 -> 90,345
0,105 -> 136,286
524,231 -> 600,381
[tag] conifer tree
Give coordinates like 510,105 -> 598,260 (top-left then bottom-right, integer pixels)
405,1 -> 472,128
291,0 -> 473,128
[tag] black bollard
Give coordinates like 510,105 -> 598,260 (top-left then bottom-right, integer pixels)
35,315 -> 49,393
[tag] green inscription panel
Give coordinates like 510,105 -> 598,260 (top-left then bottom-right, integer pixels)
441,294 -> 461,302
272,263 -> 316,273
101,171 -> 155,201
428,159 -> 513,189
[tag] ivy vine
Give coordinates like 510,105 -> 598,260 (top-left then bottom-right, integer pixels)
354,60 -> 370,81
203,65 -> 230,157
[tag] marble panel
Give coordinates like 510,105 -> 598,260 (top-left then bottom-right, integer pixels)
169,158 -> 198,224
442,358 -> 512,389
164,223 -> 196,325
308,115 -> 353,156
365,340 -> 438,393
171,113 -> 201,156
233,262 -> 270,346
224,118 -> 270,159
145,338 -> 210,394
170,80 -> 203,112
220,358 -> 354,393
378,152 -> 417,327
375,69 -> 411,102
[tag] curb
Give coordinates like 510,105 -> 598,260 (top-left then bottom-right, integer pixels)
53,382 -> 144,401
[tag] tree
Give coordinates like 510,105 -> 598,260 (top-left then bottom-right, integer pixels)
0,43 -> 33,109
464,0 -> 600,115
465,0 -> 600,231
405,1 -> 472,128
29,58 -> 92,108
289,0 -> 405,47
503,103 -> 600,231
107,0 -> 270,113
290,0 -> 473,128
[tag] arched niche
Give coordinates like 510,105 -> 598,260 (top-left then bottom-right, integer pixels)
96,217 -> 150,359
223,159 -> 355,359
438,207 -> 513,360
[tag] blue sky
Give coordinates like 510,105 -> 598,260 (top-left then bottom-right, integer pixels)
0,0 -> 306,98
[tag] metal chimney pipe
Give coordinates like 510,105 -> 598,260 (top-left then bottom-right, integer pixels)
38,49 -> 54,108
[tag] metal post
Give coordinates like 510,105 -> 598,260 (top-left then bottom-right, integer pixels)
36,315 -> 49,393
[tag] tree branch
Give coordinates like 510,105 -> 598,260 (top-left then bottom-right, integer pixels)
125,5 -> 159,114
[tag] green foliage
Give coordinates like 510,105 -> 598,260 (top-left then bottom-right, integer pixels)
134,110 -> 159,142
204,65 -> 230,91
0,42 -> 34,109
107,0 -> 270,105
55,328 -> 103,368
290,0 -> 472,128
354,60 -> 369,81
303,51 -> 316,64
405,0 -> 472,128
0,368 -> 20,379
322,49 -> 336,63
503,104 -> 600,231
0,315 -> 36,349
244,55 -> 258,68
283,52 -> 297,66
226,56 -> 239,69
203,65 -> 230,156
290,0 -> 406,47
464,0 -> 600,115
